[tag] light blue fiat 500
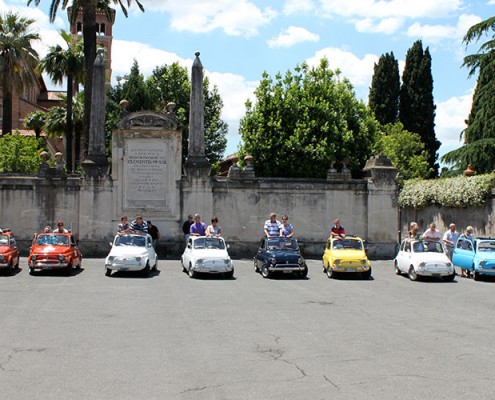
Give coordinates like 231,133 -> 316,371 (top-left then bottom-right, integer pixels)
452,237 -> 495,280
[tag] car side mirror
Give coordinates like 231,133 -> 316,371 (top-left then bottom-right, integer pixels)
187,244 -> 192,249
227,244 -> 230,249
109,242 -> 113,247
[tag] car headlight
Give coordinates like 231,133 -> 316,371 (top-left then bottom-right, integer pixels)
135,256 -> 142,261
418,262 -> 426,268
31,255 -> 37,261
58,255 -> 65,261
298,258 -> 304,265
480,260 -> 486,267
196,259 -> 204,267
361,259 -> 367,265
334,259 -> 341,266
0,255 -> 4,261
223,259 -> 230,265
270,257 -> 277,265
446,262 -> 452,268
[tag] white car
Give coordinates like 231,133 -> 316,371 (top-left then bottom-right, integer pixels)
181,236 -> 234,279
394,239 -> 455,281
105,234 -> 158,277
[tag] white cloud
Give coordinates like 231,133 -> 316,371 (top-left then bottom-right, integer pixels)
355,17 -> 404,34
435,89 -> 473,157
306,47 -> 378,88
406,14 -> 482,42
141,0 -> 276,37
267,26 -> 320,48
319,0 -> 462,19
283,0 -> 315,15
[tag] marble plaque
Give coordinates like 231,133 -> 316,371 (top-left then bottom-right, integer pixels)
124,141 -> 167,209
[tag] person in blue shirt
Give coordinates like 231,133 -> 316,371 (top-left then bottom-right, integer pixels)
264,212 -> 281,238
130,215 -> 148,234
190,214 -> 207,236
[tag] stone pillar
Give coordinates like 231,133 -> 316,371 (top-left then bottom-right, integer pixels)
82,48 -> 109,177
363,155 -> 399,258
184,52 -> 210,175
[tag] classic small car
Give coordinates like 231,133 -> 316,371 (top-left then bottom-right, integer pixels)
105,233 -> 158,277
0,229 -> 20,275
181,236 -> 234,279
28,232 -> 82,275
394,239 -> 454,281
322,235 -> 371,279
254,237 -> 308,279
452,237 -> 495,280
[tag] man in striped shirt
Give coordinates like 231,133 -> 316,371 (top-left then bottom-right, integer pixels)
130,215 -> 148,234
264,212 -> 281,238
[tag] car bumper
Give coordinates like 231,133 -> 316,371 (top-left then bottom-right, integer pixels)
329,265 -> 370,273
192,265 -> 233,273
106,261 -> 147,271
268,264 -> 306,272
0,262 -> 11,268
474,267 -> 495,275
416,267 -> 454,276
30,261 -> 69,270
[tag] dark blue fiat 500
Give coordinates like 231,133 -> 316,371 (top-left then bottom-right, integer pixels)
254,237 -> 308,279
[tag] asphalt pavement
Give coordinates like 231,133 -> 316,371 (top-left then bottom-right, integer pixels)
1,258 -> 494,400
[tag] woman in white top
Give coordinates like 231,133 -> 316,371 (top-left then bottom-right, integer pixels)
206,217 -> 222,237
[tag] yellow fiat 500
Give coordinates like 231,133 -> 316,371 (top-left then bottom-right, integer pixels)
322,235 -> 371,279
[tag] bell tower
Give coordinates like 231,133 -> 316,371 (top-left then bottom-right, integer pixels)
68,8 -> 116,87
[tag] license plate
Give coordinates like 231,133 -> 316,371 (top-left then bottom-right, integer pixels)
42,266 -> 53,270
119,267 -> 129,271
283,270 -> 292,273
345,268 -> 356,272
432,273 -> 440,277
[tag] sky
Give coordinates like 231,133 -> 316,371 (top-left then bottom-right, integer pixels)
2,0 -> 495,161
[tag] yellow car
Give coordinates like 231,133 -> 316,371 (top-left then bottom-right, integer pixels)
322,235 -> 372,279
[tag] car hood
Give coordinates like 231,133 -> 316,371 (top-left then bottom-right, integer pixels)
330,249 -> 367,260
0,245 -> 11,253
267,250 -> 301,260
107,246 -> 149,258
31,245 -> 70,254
412,252 -> 451,263
475,252 -> 495,261
187,249 -> 230,259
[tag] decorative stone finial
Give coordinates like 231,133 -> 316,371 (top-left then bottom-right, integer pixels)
195,52 -> 200,57
464,164 -> 475,177
55,152 -> 63,164
40,151 -> 49,162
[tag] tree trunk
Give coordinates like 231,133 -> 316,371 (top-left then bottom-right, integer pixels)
82,1 -> 98,161
66,74 -> 74,172
1,72 -> 13,135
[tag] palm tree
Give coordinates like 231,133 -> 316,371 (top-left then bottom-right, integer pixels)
28,0 -> 144,161
0,12 -> 40,135
24,109 -> 46,139
38,30 -> 84,171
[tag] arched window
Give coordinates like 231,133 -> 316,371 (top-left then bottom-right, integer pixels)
76,22 -> 82,34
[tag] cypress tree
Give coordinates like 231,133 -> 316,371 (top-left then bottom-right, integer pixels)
369,52 -> 400,125
399,40 -> 440,177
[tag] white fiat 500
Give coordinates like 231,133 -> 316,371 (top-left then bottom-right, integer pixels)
394,239 -> 455,281
105,234 -> 158,277
181,236 -> 234,279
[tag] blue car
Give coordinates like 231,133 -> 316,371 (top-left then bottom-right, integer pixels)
254,237 -> 308,279
452,237 -> 495,280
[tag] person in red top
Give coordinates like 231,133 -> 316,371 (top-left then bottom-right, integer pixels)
330,218 -> 346,240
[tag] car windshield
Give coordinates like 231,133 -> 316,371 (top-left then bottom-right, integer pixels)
413,240 -> 444,253
115,235 -> 146,247
478,241 -> 495,252
37,234 -> 69,246
0,234 -> 8,245
193,238 -> 225,250
267,238 -> 298,251
332,238 -> 362,250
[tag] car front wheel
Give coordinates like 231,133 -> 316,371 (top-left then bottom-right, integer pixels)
105,268 -> 112,277
326,265 -> 336,279
142,262 -> 151,277
225,269 -> 234,279
473,271 -> 480,281
394,261 -> 402,275
254,259 -> 260,273
261,264 -> 271,279
298,266 -> 308,279
362,268 -> 372,280
188,264 -> 196,279
408,266 -> 418,281
65,262 -> 72,276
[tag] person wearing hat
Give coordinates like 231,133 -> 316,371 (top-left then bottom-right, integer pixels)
442,223 -> 458,260
53,221 -> 68,233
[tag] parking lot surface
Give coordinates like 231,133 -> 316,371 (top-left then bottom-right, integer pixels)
1,258 -> 494,399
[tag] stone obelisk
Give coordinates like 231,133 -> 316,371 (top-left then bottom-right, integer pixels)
82,48 -> 109,176
185,52 -> 210,174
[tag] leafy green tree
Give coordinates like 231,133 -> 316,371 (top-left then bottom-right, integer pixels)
0,12 -> 40,135
369,52 -> 400,125
239,59 -> 379,178
37,30 -> 84,171
28,0 -> 144,161
0,132 -> 44,173
119,59 -> 152,112
441,17 -> 495,174
399,40 -> 439,177
24,110 -> 46,139
374,123 -> 432,179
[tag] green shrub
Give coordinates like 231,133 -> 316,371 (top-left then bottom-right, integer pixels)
0,132 -> 44,173
399,173 -> 495,208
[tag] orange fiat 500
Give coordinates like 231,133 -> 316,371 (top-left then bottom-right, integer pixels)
0,230 -> 20,275
28,233 -> 82,275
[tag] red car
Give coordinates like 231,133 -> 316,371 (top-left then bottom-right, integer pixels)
28,233 -> 82,275
0,230 -> 20,275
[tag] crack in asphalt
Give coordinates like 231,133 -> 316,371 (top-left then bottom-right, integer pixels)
0,348 -> 47,372
323,374 -> 341,390
179,384 -> 225,395
255,343 -> 308,380
306,300 -> 335,306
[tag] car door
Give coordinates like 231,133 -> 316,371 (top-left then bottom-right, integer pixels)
69,235 -> 81,266
255,239 -> 266,268
9,235 -> 19,265
146,235 -> 157,265
183,238 -> 193,267
396,240 -> 411,272
452,238 -> 475,270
